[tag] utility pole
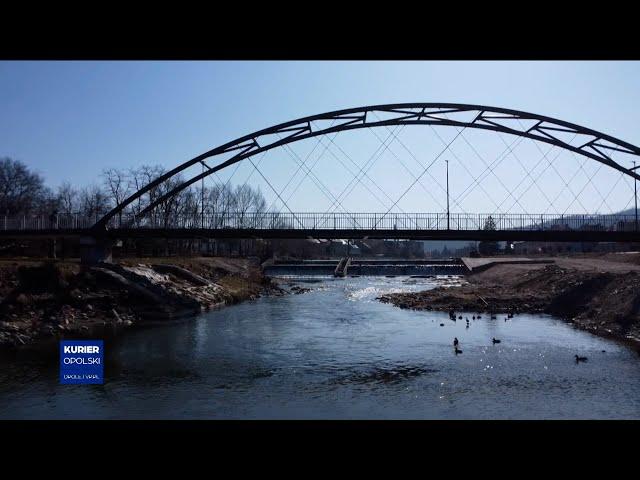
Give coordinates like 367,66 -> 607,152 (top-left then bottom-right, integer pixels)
634,161 -> 638,232
445,159 -> 450,230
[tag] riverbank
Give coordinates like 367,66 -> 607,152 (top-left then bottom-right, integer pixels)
378,253 -> 640,347
0,257 -> 285,350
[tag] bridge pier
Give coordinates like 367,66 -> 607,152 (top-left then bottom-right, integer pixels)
47,238 -> 57,259
80,236 -> 116,264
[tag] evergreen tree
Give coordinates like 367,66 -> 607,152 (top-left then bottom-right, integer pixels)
478,215 -> 500,255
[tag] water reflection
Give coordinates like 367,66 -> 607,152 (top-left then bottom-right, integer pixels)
1,275 -> 640,419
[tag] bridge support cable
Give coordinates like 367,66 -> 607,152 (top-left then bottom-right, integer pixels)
366,126 -> 460,228
455,129 -> 529,214
568,151 -> 612,212
277,140 -> 365,228
265,126 -> 338,213
282,134 -> 354,208
318,135 -> 397,209
453,134 -> 526,208
370,111 -> 469,215
245,157 -> 304,228
496,140 -> 564,214
374,125 -> 467,229
436,112 -> 526,215
618,175 -> 636,214
493,132 -> 566,215
315,125 -> 408,228
545,150 -> 607,215
520,120 -> 591,215
315,125 -> 426,230
319,125 -> 402,212
557,147 -> 631,216
427,125 -> 502,215
594,171 -> 627,214
278,118 -> 392,214
441,110 -> 542,215
318,133 -> 423,229
369,124 -> 450,212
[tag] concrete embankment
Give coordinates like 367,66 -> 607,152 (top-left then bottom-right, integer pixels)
0,257 -> 285,350
379,253 -> 640,348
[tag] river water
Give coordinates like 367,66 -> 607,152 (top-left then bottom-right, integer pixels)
1,275 -> 640,419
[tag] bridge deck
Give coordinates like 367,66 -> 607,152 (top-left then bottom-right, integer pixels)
1,213 -> 639,242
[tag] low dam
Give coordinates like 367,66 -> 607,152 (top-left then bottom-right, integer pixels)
263,257 -> 467,276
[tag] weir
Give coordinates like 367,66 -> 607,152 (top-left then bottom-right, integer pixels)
263,257 -> 467,276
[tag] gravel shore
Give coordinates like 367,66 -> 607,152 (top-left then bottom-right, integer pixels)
0,257 -> 285,350
378,254 -> 640,348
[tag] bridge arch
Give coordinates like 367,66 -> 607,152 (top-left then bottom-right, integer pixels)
94,103 -> 640,230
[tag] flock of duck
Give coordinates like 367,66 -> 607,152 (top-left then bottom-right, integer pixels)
444,310 -> 589,363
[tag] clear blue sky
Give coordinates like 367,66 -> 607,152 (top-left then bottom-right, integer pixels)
1,61 -> 639,214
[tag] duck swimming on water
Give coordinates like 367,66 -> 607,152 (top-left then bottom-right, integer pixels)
575,355 -> 588,363
453,337 -> 459,347
455,347 -> 463,355
492,338 -> 501,344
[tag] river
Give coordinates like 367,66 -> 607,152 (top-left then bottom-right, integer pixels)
1,275 -> 640,419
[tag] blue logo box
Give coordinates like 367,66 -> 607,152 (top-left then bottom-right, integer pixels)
59,340 -> 104,385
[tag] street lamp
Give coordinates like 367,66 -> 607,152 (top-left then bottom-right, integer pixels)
634,161 -> 639,232
445,159 -> 450,230
631,161 -> 640,232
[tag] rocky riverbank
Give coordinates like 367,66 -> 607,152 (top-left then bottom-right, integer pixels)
378,255 -> 640,347
0,257 -> 287,350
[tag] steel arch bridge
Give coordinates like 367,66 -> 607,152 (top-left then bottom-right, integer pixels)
3,103 -> 640,245
95,102 -> 640,231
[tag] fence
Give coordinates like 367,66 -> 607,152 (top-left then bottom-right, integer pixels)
2,212 -> 638,232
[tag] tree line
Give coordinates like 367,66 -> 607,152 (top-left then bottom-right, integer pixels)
0,157 -> 271,226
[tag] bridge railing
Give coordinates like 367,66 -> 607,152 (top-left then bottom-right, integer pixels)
0,214 -> 97,231
1,212 -> 638,232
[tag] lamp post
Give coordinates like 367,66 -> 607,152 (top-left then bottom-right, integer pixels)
634,161 -> 638,232
445,160 -> 450,230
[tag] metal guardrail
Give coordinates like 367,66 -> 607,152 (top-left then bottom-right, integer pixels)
1,212 -> 638,232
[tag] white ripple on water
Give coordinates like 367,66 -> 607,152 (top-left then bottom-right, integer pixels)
345,277 -> 440,302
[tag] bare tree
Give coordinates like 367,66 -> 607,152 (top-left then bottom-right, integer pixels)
102,168 -> 131,226
57,181 -> 79,214
79,184 -> 111,221
0,157 -> 47,215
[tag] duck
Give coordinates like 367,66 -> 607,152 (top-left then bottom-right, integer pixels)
492,338 -> 501,344
454,347 -> 463,355
472,316 -> 476,320
440,323 -> 445,327
575,355 -> 588,363
453,337 -> 459,347
477,315 -> 482,319
458,315 -> 463,320
490,314 -> 497,320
